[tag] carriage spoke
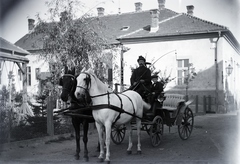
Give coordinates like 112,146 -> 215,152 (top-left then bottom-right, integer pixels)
111,125 -> 126,145
178,107 -> 194,140
150,116 -> 163,147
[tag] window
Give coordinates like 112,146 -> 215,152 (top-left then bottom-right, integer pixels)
27,66 -> 31,86
177,59 -> 189,85
35,68 -> 40,79
120,26 -> 130,31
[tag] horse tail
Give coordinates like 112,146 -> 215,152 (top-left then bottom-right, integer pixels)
142,100 -> 151,111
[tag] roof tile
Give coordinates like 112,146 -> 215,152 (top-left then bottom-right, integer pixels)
15,8 -> 230,50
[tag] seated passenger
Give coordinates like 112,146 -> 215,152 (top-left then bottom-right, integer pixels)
151,74 -> 164,103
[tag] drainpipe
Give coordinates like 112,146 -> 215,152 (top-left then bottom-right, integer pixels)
215,31 -> 221,112
120,45 -> 124,92
120,44 -> 130,92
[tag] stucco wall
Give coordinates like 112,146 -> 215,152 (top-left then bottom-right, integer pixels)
123,38 -> 216,90
222,38 -> 240,111
26,53 -> 49,96
121,37 -> 239,113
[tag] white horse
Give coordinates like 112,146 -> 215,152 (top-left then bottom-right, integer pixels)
74,69 -> 150,163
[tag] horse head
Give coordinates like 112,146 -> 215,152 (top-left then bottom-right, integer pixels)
59,65 -> 76,102
75,68 -> 111,102
74,69 -> 92,102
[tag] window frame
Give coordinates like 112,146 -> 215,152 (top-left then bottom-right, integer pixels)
177,59 -> 189,85
27,66 -> 31,86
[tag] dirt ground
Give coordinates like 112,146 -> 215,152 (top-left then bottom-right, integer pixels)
0,112 -> 239,164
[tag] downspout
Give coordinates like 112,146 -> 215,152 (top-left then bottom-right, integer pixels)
120,44 -> 124,92
215,31 -> 221,112
119,44 -> 130,92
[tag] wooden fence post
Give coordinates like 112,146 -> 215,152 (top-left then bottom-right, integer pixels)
195,95 -> 198,113
208,95 -> 212,112
203,95 -> 206,113
8,108 -> 12,143
47,96 -> 54,136
114,83 -> 119,93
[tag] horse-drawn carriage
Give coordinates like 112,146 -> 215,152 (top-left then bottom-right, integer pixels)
111,92 -> 194,147
55,67 -> 194,163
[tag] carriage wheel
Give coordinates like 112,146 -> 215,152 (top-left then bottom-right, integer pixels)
144,124 -> 151,135
149,116 -> 164,147
178,107 -> 194,140
111,124 -> 126,145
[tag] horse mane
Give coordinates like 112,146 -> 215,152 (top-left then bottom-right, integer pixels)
85,69 -> 111,92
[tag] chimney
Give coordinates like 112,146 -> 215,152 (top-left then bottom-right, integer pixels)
97,7 -> 105,16
186,5 -> 194,16
158,0 -> 165,10
135,2 -> 142,12
28,18 -> 35,32
150,9 -> 159,33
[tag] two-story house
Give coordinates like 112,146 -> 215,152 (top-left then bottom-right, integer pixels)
15,0 -> 240,113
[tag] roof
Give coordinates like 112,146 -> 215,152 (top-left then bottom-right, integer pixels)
118,12 -> 228,40
0,37 -> 29,63
88,9 -> 177,44
1,37 -> 30,55
15,8 -> 239,51
15,33 -> 44,52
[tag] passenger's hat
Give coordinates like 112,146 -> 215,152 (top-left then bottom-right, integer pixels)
137,56 -> 146,62
151,74 -> 158,79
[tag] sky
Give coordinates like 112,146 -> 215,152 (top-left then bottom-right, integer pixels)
0,0 -> 240,44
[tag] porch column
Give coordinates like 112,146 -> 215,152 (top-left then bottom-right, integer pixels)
20,63 -> 33,116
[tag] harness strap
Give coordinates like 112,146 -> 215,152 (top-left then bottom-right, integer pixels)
91,92 -> 111,98
112,92 -> 123,125
121,93 -> 136,116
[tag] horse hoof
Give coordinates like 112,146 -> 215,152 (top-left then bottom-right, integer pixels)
98,157 -> 104,162
74,155 -> 80,160
137,150 -> 142,155
105,160 -> 110,164
127,150 -> 132,155
84,157 -> 89,162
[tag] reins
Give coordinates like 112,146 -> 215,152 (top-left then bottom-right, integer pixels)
75,72 -> 141,121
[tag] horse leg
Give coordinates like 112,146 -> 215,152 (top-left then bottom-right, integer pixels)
136,118 -> 142,154
82,120 -> 89,161
104,121 -> 112,163
126,122 -> 133,154
72,117 -> 80,160
95,122 -> 104,162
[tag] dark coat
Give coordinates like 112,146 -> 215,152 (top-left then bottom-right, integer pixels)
151,81 -> 164,95
130,66 -> 151,86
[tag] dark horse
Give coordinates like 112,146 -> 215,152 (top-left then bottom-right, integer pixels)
59,66 -> 94,161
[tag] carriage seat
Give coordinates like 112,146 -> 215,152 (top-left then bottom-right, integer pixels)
161,94 -> 186,111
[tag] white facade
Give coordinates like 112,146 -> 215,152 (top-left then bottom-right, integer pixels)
121,37 -> 240,112
122,38 -> 216,89
24,54 -> 49,96
0,54 -> 48,96
0,61 -> 23,92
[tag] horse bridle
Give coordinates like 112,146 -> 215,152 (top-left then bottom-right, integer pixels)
60,74 -> 76,93
76,72 -> 110,98
76,72 -> 92,93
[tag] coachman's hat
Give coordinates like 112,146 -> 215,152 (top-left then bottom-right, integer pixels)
137,56 -> 146,62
